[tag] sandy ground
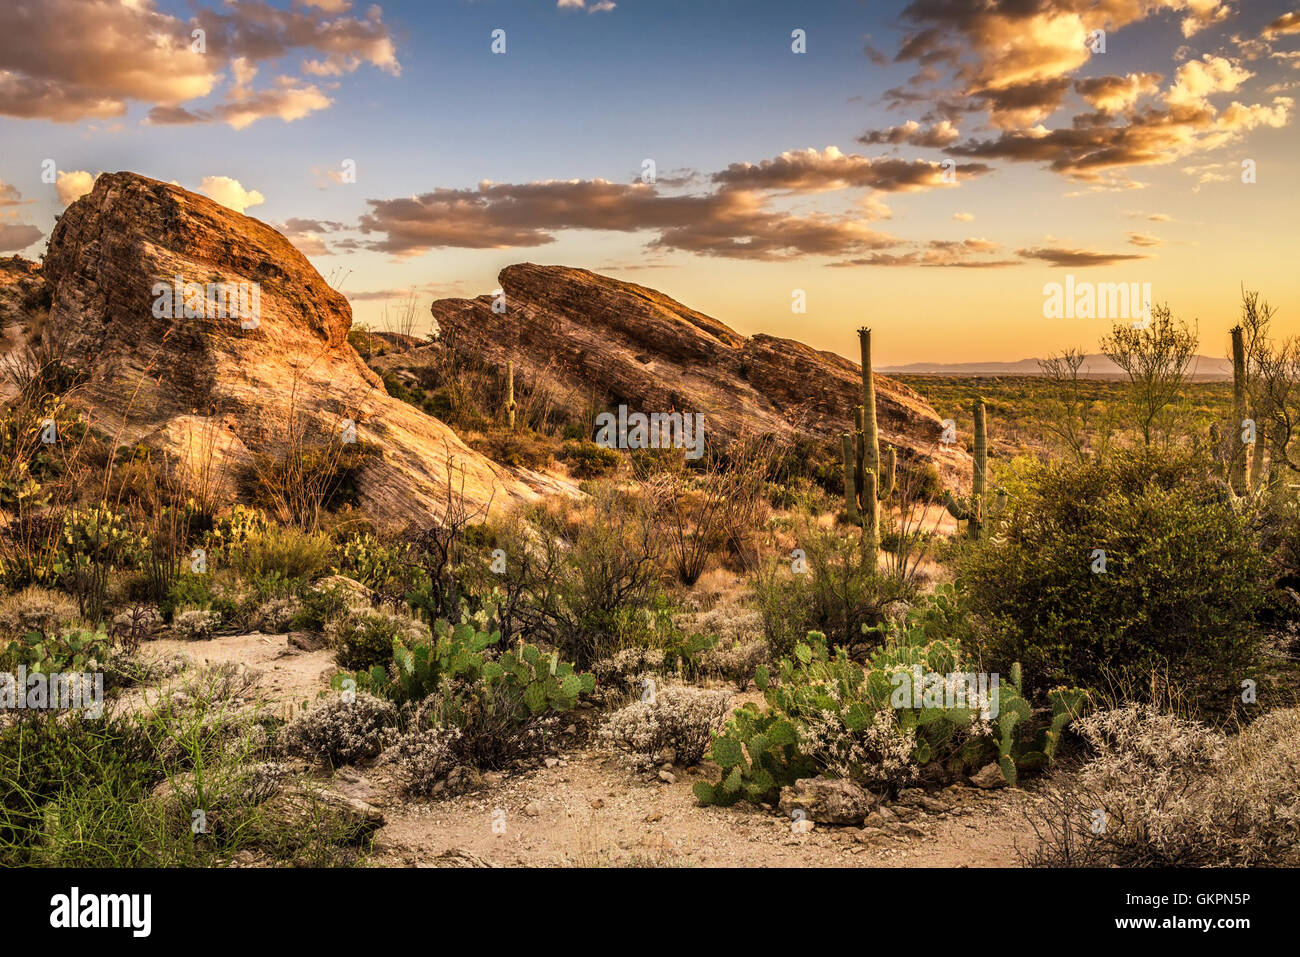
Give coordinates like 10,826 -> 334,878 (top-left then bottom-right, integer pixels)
130,630 -> 1041,867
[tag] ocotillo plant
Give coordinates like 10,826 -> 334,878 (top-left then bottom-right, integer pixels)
841,327 -> 896,563
942,399 -> 1006,539
505,360 -> 517,430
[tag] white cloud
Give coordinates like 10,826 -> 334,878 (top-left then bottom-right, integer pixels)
198,176 -> 266,214
56,170 -> 97,206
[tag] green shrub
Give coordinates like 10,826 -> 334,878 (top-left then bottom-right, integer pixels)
327,607 -> 427,672
220,525 -> 334,583
751,523 -> 912,658
961,450 -> 1271,709
560,439 -> 621,478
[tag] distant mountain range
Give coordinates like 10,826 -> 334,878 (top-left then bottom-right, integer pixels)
880,353 -> 1232,380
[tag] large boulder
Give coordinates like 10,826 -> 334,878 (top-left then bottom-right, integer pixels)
29,172 -> 568,525
395,263 -> 968,483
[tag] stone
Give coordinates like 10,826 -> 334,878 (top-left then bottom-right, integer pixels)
18,173 -> 572,526
658,769 -> 676,784
778,777 -> 877,826
524,801 -> 542,817
971,763 -> 1008,789
381,264 -> 969,483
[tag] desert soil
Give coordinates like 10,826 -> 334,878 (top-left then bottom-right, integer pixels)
135,631 -> 1044,868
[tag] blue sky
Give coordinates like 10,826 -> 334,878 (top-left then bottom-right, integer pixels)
2,0 -> 1298,362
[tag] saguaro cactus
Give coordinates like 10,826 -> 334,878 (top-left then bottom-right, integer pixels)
843,328 -> 896,564
1230,325 -> 1248,495
943,399 -> 1006,539
505,360 -> 518,430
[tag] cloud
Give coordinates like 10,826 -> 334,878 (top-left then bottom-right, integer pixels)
1075,73 -> 1163,113
857,120 -> 961,147
557,0 -> 616,11
953,212 -> 974,221
274,217 -> 346,256
356,176 -> 897,261
1166,55 -> 1252,108
1264,12 -> 1300,38
711,146 -> 989,193
1017,246 -> 1150,267
56,170 -> 97,207
1126,231 -> 1163,247
0,222 -> 43,254
198,176 -> 266,214
0,0 -> 395,124
0,179 -> 31,208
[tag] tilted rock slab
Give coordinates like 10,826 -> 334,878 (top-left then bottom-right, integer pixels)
417,263 -> 968,482
34,172 -> 559,525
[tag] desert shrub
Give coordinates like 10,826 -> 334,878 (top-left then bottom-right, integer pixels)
171,609 -> 222,641
108,603 -> 162,653
337,620 -> 593,770
695,596 -> 1085,806
278,692 -> 397,766
219,524 -> 333,583
252,595 -> 303,633
0,585 -> 79,640
600,685 -> 732,767
699,638 -> 769,691
961,451 -> 1271,709
751,522 -> 913,658
389,725 -> 463,795
590,646 -> 667,698
560,439 -> 620,478
291,581 -> 356,631
472,428 -> 556,470
326,607 -> 428,671
513,485 -> 668,667
1023,704 -> 1300,867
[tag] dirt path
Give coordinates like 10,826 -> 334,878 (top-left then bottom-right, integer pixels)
131,632 -> 1042,867
364,749 -> 1042,868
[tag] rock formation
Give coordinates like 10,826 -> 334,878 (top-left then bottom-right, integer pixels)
6,172 -> 564,524
409,263 -> 967,482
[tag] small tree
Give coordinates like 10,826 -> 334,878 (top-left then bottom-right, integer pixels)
1100,305 -> 1197,448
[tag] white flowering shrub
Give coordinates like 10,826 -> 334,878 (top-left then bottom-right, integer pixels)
253,595 -> 303,633
700,638 -> 769,690
389,726 -> 464,796
278,692 -> 397,766
600,686 -> 732,767
1025,704 -> 1300,867
172,608 -> 222,641
591,646 -> 663,697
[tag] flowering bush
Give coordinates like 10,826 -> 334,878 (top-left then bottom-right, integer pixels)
600,686 -> 732,767
171,609 -> 222,641
278,692 -> 397,766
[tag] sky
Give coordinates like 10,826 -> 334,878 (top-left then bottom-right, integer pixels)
1,0 -> 1298,364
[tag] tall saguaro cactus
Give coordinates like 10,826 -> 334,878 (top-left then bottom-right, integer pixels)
943,399 -> 1006,540
505,360 -> 518,430
1230,325 -> 1249,495
841,327 -> 896,565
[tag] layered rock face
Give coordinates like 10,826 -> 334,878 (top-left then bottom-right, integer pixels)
26,172 -> 558,524
421,263 -> 967,482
